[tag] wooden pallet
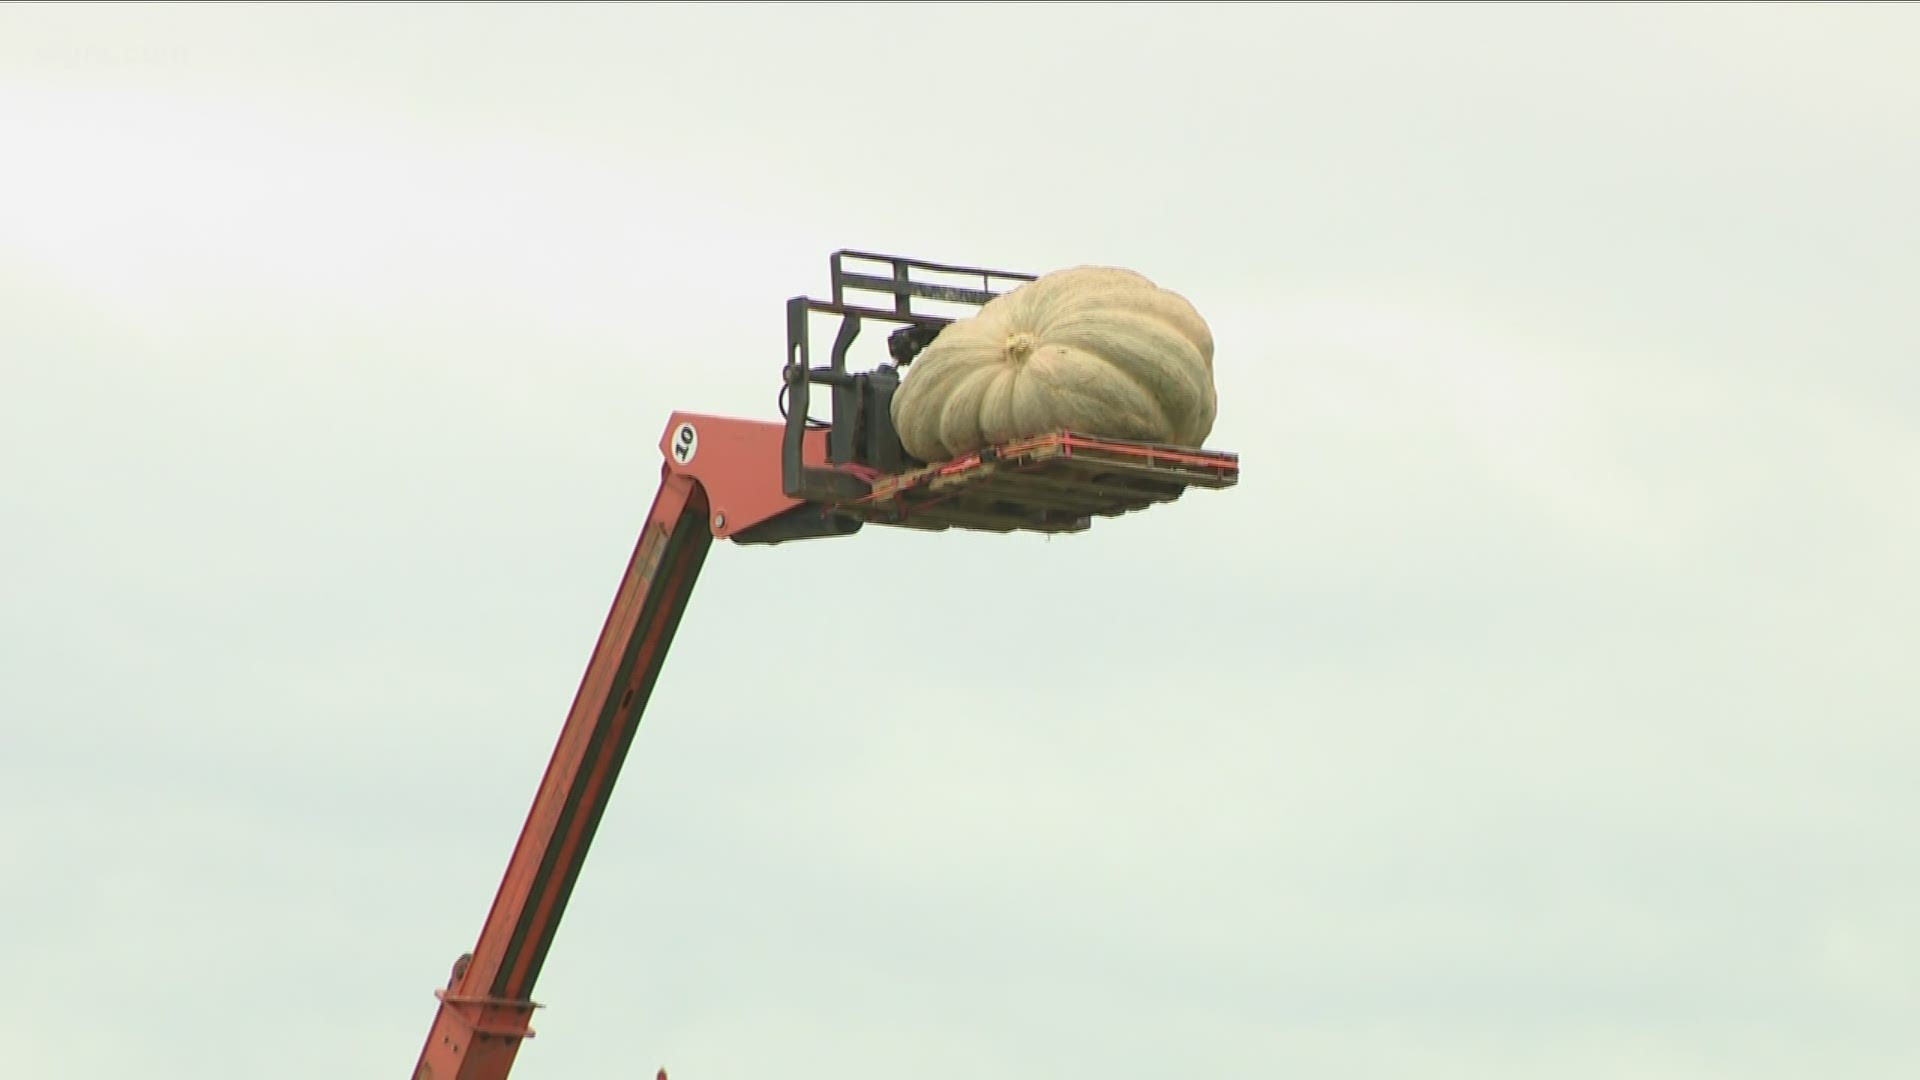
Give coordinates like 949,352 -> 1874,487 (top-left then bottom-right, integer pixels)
843,432 -> 1239,535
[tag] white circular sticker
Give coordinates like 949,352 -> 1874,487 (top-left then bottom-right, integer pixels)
669,421 -> 698,465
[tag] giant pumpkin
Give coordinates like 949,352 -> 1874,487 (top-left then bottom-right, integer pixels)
889,266 -> 1217,462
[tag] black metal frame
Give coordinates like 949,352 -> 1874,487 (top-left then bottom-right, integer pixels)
782,250 -> 1036,501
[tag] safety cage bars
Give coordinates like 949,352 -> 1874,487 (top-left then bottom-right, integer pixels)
781,250 -> 1037,501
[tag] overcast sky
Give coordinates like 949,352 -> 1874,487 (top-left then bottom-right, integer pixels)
3,3 -> 1918,1079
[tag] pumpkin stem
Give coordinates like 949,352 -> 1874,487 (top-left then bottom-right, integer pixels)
1005,332 -> 1038,362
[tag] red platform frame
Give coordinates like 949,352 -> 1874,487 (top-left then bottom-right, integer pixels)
411,414 -> 1236,1080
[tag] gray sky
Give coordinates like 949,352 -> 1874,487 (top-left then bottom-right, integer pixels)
3,3 -> 1917,1078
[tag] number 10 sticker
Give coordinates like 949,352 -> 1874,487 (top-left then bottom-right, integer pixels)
670,421 -> 698,465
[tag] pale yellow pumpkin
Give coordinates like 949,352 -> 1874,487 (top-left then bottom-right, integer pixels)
889,266 -> 1217,462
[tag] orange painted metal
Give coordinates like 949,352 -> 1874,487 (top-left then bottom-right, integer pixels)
411,411 -> 1241,1080
657,411 -> 837,539
847,430 -> 1240,533
412,461 -> 714,1080
929,430 -> 1236,481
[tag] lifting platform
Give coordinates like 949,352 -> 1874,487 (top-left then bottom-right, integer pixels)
853,430 -> 1240,534
410,251 -> 1239,1080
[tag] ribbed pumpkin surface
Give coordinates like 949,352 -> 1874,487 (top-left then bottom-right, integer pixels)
890,266 -> 1217,463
